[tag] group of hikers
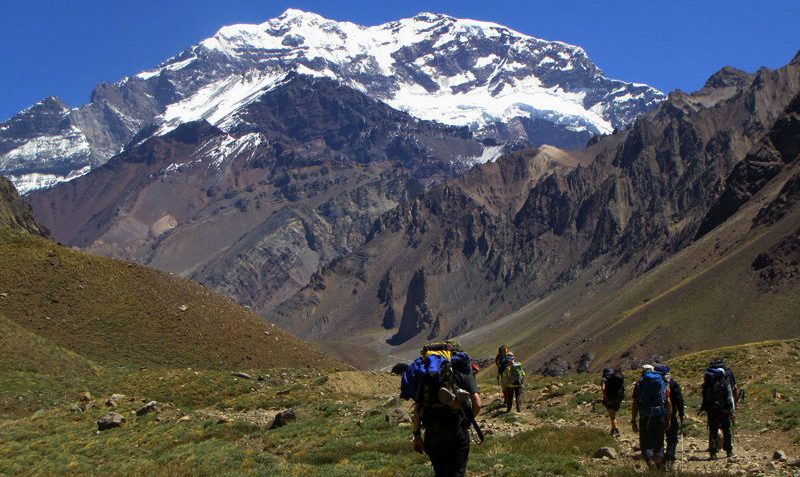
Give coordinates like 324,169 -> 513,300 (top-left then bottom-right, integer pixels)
601,358 -> 738,470
400,339 -> 739,477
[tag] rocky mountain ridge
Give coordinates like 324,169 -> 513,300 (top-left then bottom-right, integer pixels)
271,52 -> 800,368
1,9 -> 663,193
27,75 -> 492,315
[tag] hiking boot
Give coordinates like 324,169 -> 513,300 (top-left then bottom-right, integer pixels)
709,452 -> 717,461
610,427 -> 620,436
726,450 -> 734,459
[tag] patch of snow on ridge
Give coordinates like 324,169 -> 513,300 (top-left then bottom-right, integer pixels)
387,75 -> 613,134
156,72 -> 286,135
1,128 -> 91,167
9,166 -> 91,195
194,132 -> 265,168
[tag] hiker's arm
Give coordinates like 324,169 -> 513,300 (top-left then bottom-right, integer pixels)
470,393 -> 482,418
630,386 -> 638,432
665,397 -> 672,430
411,404 -> 424,453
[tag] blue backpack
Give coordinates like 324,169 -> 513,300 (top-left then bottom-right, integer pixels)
637,371 -> 667,417
400,346 -> 471,404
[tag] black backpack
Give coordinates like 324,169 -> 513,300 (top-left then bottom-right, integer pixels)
604,369 -> 625,399
703,367 -> 733,412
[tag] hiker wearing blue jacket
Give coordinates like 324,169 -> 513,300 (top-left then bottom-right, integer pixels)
631,364 -> 672,469
404,341 -> 482,477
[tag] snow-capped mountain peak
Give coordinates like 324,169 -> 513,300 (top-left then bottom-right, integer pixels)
2,9 -> 664,193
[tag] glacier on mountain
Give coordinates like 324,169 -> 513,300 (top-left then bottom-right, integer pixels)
0,8 -> 664,193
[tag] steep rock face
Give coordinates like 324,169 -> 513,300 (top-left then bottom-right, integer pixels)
271,55 -> 800,364
28,76 -> 489,313
0,176 -> 49,237
2,9 -> 663,192
390,269 -> 438,344
698,90 -> 800,236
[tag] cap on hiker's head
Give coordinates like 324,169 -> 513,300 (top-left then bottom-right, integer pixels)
642,364 -> 655,373
654,364 -> 670,374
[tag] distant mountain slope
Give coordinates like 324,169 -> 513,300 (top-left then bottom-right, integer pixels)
0,175 -> 49,236
0,227 -> 342,370
271,53 -> 800,369
1,9 -> 663,193
28,75 -> 489,315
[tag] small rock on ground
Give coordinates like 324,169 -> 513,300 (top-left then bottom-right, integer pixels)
136,401 -> 159,416
593,447 -> 618,459
271,409 -> 297,429
97,413 -> 126,431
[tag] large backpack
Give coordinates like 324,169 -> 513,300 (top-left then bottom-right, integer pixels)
400,343 -> 471,407
502,362 -> 525,387
703,367 -> 734,412
604,369 -> 625,400
637,371 -> 667,417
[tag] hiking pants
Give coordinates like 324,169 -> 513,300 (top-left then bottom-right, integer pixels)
638,415 -> 666,462
707,410 -> 732,454
503,387 -> 521,411
665,418 -> 679,461
424,423 -> 470,477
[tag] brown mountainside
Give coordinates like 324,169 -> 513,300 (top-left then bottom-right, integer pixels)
272,53 -> 800,369
28,75 -> 491,314
0,227 -> 341,370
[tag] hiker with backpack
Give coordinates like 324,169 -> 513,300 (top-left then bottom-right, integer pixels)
631,364 -> 672,469
500,359 -> 526,412
401,341 -> 482,477
656,364 -> 685,471
601,367 -> 624,436
495,345 -> 513,383
701,358 -> 737,460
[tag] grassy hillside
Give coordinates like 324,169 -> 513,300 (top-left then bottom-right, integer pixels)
0,227 -> 343,371
2,339 -> 797,476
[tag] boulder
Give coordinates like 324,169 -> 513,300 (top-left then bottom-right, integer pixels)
105,393 -> 126,407
593,447 -> 618,459
136,401 -> 159,416
78,391 -> 93,402
385,407 -> 411,424
97,412 -> 126,431
271,408 -> 297,429
773,450 -> 788,462
231,372 -> 253,380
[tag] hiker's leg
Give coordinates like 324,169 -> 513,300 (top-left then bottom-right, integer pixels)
665,420 -> 678,461
451,428 -> 471,477
514,388 -> 521,412
608,408 -> 617,430
720,413 -> 733,453
707,411 -> 720,456
424,429 -> 453,477
653,415 -> 666,465
503,388 -> 512,412
639,417 -> 654,462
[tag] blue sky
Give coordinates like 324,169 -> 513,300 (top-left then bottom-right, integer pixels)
1,0 -> 799,121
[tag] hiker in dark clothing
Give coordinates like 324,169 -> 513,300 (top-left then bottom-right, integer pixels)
631,364 -> 672,469
495,345 -> 512,383
656,364 -> 685,470
701,358 -> 737,460
411,347 -> 482,477
601,367 -> 624,436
